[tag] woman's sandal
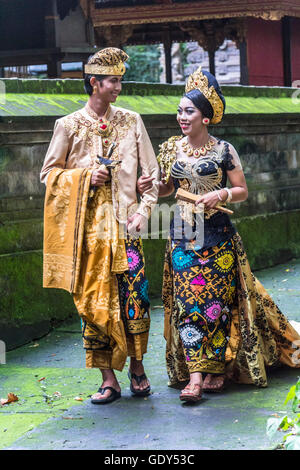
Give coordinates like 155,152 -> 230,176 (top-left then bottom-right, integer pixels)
91,387 -> 121,405
179,383 -> 202,403
202,374 -> 226,393
128,370 -> 151,397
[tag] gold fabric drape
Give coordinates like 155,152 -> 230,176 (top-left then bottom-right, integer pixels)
43,167 -> 93,293
43,169 -> 132,371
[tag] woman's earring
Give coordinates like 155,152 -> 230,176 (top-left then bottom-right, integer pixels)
93,86 -> 97,95
202,118 -> 210,125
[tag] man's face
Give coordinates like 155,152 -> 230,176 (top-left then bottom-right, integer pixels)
93,75 -> 122,103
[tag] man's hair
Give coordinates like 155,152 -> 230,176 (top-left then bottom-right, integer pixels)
84,74 -> 109,96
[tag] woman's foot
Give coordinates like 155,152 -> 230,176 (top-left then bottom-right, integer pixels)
179,372 -> 203,402
91,369 -> 121,404
129,357 -> 151,396
202,374 -> 226,392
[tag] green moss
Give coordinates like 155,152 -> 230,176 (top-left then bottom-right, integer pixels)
0,251 -> 75,326
1,93 -> 299,117
0,365 -> 100,449
1,80 -> 300,117
1,78 -> 298,98
235,210 -> 300,269
0,219 -> 43,255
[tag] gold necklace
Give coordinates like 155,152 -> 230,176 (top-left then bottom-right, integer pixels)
181,137 -> 215,158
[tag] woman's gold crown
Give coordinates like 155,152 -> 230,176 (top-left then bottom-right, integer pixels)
185,66 -> 224,124
85,47 -> 129,76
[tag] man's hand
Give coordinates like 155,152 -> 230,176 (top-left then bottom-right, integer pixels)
137,175 -> 155,195
91,167 -> 110,186
127,213 -> 148,238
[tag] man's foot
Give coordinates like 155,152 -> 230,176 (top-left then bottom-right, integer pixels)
91,369 -> 121,404
129,358 -> 151,396
91,386 -> 121,405
202,374 -> 226,393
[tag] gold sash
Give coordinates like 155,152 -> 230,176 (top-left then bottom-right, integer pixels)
43,168 -> 92,294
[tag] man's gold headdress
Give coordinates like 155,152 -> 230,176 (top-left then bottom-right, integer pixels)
185,66 -> 224,124
84,47 -> 129,76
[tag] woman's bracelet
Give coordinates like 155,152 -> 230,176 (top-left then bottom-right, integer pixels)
223,187 -> 233,203
216,190 -> 223,201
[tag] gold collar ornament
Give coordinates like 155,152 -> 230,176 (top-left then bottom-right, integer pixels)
84,47 -> 128,76
85,104 -> 113,138
185,66 -> 224,125
181,138 -> 215,158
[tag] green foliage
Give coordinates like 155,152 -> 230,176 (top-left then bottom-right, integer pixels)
124,45 -> 162,83
266,377 -> 300,450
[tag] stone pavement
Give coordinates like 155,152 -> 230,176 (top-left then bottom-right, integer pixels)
1,259 -> 300,451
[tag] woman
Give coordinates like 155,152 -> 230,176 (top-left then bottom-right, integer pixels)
138,66 -> 300,403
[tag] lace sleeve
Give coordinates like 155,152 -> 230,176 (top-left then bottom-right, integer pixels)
222,142 -> 243,172
157,136 -> 182,182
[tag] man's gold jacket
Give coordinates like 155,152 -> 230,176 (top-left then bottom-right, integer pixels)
40,104 -> 159,223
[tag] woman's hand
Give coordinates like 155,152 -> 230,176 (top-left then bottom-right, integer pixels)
127,213 -> 148,238
137,175 -> 155,195
196,190 -> 225,209
91,167 -> 110,186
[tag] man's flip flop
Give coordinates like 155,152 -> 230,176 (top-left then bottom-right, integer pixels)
91,387 -> 121,405
128,370 -> 151,397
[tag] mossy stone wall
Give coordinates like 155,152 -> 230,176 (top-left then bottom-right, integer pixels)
1,79 -> 300,349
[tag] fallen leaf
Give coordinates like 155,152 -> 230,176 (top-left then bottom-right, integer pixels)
74,397 -> 83,401
1,393 -> 19,406
38,377 -> 46,382
144,434 -> 150,439
29,343 -> 39,348
62,416 -> 83,420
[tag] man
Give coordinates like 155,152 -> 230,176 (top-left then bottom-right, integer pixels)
41,48 -> 159,404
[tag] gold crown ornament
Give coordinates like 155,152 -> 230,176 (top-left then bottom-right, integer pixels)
185,66 -> 224,124
84,47 -> 129,76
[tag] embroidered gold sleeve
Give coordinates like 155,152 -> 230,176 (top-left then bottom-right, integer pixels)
157,136 -> 182,183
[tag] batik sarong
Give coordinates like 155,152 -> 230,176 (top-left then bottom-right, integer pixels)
169,237 -> 236,375
163,233 -> 300,387
73,182 -> 151,370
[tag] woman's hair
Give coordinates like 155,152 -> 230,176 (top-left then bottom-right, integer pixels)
84,74 -> 109,96
184,70 -> 226,121
184,89 -> 214,119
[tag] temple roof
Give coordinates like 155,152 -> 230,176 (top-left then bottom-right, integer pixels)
80,0 -> 300,26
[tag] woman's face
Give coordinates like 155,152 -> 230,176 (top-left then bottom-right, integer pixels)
177,97 -> 203,137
